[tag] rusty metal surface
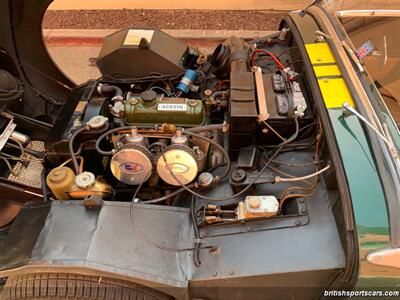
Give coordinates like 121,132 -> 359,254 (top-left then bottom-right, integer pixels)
0,202 -> 22,228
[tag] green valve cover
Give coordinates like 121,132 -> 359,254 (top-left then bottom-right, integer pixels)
124,96 -> 205,126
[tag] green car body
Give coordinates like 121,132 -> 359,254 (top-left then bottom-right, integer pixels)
292,2 -> 400,295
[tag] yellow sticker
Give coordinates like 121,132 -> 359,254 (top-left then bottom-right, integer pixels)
306,43 -> 355,108
305,43 -> 336,65
318,78 -> 355,108
313,65 -> 341,77
124,29 -> 154,46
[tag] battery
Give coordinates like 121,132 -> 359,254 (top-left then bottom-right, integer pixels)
258,74 -> 313,146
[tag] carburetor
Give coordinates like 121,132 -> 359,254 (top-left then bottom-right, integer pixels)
110,127 -> 206,186
110,128 -> 154,185
156,130 -> 205,186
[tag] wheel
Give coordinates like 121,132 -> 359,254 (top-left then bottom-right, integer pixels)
1,273 -> 174,300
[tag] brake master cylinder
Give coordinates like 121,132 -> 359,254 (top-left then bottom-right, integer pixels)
46,167 -> 75,200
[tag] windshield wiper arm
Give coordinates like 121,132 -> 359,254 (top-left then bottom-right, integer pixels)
343,102 -> 400,167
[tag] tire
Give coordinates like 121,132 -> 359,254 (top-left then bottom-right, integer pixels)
1,273 -> 174,300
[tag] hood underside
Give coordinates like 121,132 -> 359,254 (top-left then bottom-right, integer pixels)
0,0 -> 73,120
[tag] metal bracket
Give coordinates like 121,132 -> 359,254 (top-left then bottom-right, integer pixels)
252,66 -> 269,122
0,118 -> 16,151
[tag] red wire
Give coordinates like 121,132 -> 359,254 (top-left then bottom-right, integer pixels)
251,49 -> 285,70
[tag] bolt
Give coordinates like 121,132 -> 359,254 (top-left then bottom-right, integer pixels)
299,198 -> 305,203
229,270 -> 235,276
189,100 -> 197,107
295,220 -> 301,227
204,89 -> 212,97
175,128 -> 183,138
129,98 -> 138,105
131,127 -> 138,136
212,271 -> 218,277
301,208 -> 307,214
209,246 -> 220,255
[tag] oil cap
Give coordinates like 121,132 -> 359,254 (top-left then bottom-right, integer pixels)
141,90 -> 157,102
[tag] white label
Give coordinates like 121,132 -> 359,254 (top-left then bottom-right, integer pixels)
158,103 -> 187,112
124,29 -> 154,46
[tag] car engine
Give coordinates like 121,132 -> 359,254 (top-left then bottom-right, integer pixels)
1,27 -> 329,228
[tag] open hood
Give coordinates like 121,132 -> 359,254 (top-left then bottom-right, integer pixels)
0,0 -> 73,121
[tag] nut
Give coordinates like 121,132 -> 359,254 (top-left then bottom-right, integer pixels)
204,89 -> 212,97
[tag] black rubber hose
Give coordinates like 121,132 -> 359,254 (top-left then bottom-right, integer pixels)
95,125 -> 165,156
167,146 -> 283,202
7,111 -> 53,128
98,84 -> 123,101
186,123 -> 225,133
5,142 -> 44,159
96,126 -> 141,155
69,126 -> 88,174
0,180 -> 42,198
130,178 -> 215,252
141,185 -> 195,204
278,115 -> 299,148
96,123 -> 228,155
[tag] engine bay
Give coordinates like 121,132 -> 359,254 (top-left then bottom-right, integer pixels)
0,27 -> 334,232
